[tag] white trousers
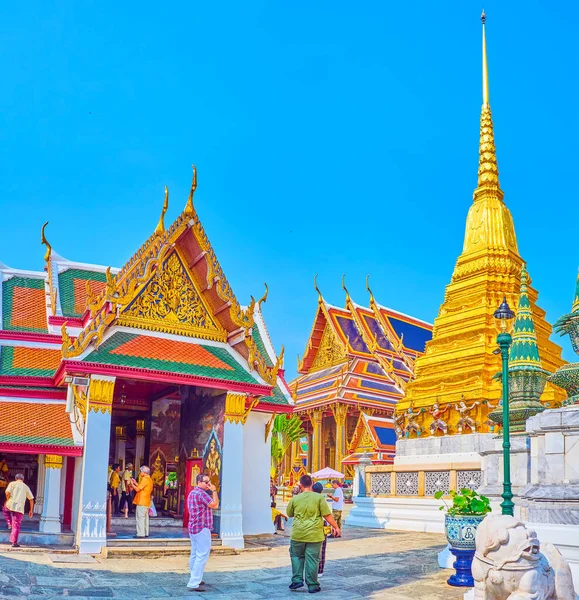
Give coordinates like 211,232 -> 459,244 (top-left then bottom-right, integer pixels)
188,528 -> 211,588
135,505 -> 149,537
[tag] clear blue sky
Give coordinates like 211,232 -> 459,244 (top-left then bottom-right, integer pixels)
1,1 -> 577,379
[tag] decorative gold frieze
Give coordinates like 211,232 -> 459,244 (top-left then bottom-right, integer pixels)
224,392 -> 258,425
88,378 -> 115,415
44,455 -> 63,469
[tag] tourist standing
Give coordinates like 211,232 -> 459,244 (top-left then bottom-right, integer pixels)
270,479 -> 277,503
312,482 -> 331,577
131,466 -> 153,538
109,463 -> 121,515
120,463 -> 133,518
286,474 -> 341,594
2,473 -> 34,548
187,473 -> 219,592
0,455 -> 8,506
327,480 -> 344,530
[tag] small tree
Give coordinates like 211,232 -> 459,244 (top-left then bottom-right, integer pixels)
271,414 -> 305,479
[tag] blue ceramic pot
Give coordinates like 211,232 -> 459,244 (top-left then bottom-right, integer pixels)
445,514 -> 485,550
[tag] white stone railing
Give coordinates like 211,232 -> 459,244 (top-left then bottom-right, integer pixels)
365,463 -> 482,498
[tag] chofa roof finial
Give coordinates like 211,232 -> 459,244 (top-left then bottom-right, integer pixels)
314,274 -> 324,303
258,283 -> 269,309
341,274 -> 351,306
155,187 -> 169,236
184,165 -> 197,218
41,221 -> 52,263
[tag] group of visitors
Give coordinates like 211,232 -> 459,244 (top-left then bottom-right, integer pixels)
107,463 -> 154,538
108,462 -> 136,517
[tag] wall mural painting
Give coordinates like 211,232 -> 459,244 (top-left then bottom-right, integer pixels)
179,387 -> 225,535
149,397 -> 182,499
179,388 -> 225,467
203,429 -> 223,494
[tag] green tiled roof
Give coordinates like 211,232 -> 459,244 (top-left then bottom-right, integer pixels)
261,382 -> 291,405
253,325 -> 274,367
0,434 -> 75,446
0,345 -> 62,378
81,331 -> 262,385
58,269 -> 107,318
1,276 -> 47,333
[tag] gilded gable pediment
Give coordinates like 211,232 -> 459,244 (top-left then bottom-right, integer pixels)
117,249 -> 227,341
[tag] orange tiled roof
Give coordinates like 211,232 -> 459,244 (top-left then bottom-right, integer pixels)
109,335 -> 233,370
0,401 -> 75,447
0,346 -> 62,378
2,277 -> 48,333
73,278 -> 106,315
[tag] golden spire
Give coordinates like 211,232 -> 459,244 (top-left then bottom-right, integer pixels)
477,10 -> 500,191
481,10 -> 489,107
184,165 -> 197,218
155,187 -> 169,236
41,222 -> 52,262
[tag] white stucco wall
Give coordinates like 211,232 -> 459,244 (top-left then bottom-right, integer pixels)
242,411 -> 274,536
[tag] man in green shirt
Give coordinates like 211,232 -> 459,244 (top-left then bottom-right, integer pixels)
286,474 -> 341,594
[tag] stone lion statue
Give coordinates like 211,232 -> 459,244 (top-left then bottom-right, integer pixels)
471,514 -> 577,600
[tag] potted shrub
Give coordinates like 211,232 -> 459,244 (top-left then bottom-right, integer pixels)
434,488 -> 491,587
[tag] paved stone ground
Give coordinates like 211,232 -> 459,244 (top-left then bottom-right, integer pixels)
0,526 -> 465,600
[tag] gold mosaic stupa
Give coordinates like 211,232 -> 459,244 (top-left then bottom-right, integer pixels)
398,13 -> 565,434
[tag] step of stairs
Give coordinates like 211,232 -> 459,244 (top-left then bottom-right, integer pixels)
104,536 -> 232,557
104,538 -> 238,558
107,537 -> 220,548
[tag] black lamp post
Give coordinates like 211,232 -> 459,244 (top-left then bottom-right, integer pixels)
493,296 -> 516,516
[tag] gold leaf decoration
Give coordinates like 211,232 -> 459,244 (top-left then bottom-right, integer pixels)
119,251 -> 226,341
310,325 -> 346,371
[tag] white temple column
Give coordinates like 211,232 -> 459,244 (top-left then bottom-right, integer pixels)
220,392 -> 245,549
39,455 -> 63,533
115,426 -> 126,469
76,375 -> 115,554
135,419 -> 146,471
242,411 -> 274,536
34,455 -> 46,515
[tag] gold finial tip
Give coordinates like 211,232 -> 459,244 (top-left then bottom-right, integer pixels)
481,9 -> 486,23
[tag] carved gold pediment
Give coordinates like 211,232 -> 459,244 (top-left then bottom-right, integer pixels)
310,324 -> 347,372
117,249 -> 227,341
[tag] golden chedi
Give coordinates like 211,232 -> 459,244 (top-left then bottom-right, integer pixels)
397,12 -> 565,435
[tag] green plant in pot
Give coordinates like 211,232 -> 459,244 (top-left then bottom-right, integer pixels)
434,488 -> 492,587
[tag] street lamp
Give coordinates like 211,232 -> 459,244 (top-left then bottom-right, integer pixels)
493,296 -> 516,516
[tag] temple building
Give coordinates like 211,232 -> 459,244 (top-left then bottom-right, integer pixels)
395,12 -> 565,437
0,169 -> 291,553
291,278 -> 432,477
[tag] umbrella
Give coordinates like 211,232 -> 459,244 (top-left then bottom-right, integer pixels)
311,467 -> 345,479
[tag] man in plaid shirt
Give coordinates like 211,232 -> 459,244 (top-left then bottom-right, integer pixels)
187,473 -> 219,592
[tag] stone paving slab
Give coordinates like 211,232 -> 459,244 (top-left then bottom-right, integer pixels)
0,527 -> 465,599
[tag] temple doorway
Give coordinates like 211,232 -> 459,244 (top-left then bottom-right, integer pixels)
107,378 -> 225,542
